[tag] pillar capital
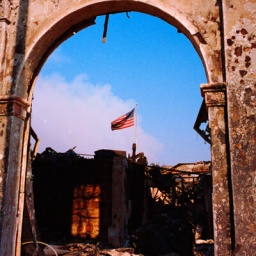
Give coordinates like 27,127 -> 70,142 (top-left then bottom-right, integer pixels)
200,83 -> 226,108
0,95 -> 30,120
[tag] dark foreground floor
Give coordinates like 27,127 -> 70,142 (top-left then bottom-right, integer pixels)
41,241 -> 214,256
194,243 -> 214,256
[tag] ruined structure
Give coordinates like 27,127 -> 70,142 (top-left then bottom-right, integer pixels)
30,148 -> 211,256
0,0 -> 256,255
31,148 -> 146,248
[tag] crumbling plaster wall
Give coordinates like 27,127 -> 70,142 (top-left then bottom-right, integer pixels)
223,1 -> 256,255
0,0 -> 255,255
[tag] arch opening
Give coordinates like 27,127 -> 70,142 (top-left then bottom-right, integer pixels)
31,12 -> 210,166
27,10 -> 213,255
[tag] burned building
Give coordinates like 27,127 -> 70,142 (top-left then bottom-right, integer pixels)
31,148 -> 145,247
25,147 -> 213,255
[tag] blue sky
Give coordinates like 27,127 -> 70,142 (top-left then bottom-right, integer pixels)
31,12 -> 210,166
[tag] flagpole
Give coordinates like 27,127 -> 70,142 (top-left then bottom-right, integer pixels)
135,104 -> 138,147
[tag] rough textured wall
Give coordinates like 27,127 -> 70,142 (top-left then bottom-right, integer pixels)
201,83 -> 232,256
223,0 -> 256,255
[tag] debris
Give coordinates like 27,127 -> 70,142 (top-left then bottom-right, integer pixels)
132,211 -> 194,256
102,14 -> 109,43
30,147 -> 213,256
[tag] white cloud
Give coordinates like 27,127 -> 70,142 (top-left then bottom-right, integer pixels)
48,47 -> 71,64
31,73 -> 163,164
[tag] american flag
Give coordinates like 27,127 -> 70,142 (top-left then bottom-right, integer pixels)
111,109 -> 135,131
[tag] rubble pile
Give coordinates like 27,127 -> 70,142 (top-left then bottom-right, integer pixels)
132,212 -> 194,256
44,243 -> 135,256
41,242 -> 214,256
22,147 -> 214,256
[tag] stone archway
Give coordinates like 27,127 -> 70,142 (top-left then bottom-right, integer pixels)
1,1 -> 256,256
0,1 -> 224,256
21,0 -> 223,102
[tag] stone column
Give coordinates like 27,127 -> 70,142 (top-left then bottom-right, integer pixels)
221,1 -> 256,254
201,83 -> 232,256
0,95 -> 30,256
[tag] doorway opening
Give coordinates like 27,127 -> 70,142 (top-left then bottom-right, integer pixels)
24,10 -> 213,256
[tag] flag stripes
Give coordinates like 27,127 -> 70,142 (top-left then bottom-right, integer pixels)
111,109 -> 135,131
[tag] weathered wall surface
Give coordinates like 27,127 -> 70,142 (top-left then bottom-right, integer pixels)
223,1 -> 256,255
0,0 -> 255,255
201,83 -> 232,255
